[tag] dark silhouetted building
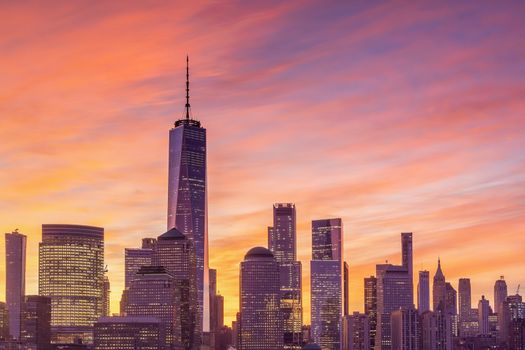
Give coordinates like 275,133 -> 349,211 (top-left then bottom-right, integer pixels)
5,230 -> 26,340
21,295 -> 51,350
364,276 -> 377,350
268,203 -> 302,349
311,219 -> 343,350
39,224 -> 104,344
432,259 -> 446,312
0,302 -> 9,341
494,277 -> 508,318
239,247 -> 282,350
478,295 -> 490,335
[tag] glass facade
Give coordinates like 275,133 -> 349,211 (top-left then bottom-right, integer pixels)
21,295 -> 51,350
5,230 -> 26,340
38,224 -> 104,344
268,204 -> 302,349
167,118 -> 208,333
311,219 -> 343,350
239,247 -> 282,350
418,271 -> 430,314
342,312 -> 370,350
124,247 -> 154,289
364,276 -> 377,350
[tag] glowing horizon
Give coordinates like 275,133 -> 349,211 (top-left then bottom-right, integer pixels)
1,1 -> 525,326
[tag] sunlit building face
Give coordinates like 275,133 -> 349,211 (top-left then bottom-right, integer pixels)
38,224 -> 104,344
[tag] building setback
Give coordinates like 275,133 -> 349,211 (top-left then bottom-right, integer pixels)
39,224 -> 104,344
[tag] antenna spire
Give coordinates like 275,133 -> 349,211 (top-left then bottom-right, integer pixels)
185,55 -> 190,120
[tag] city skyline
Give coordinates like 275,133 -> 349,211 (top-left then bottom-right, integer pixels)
1,1 -> 525,328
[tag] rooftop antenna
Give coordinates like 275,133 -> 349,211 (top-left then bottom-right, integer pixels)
185,55 -> 190,120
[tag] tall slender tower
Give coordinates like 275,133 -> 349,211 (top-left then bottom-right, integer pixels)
310,218 -> 343,350
494,276 -> 508,317
268,203 -> 302,349
432,259 -> 446,311
418,271 -> 430,314
167,56 -> 209,333
5,230 -> 27,340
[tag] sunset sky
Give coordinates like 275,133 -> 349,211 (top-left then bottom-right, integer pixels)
1,1 -> 525,325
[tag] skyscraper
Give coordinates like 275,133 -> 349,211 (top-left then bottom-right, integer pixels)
494,276 -> 508,317
21,295 -> 51,350
420,307 -> 453,350
311,219 -> 343,350
167,56 -> 209,333
0,302 -> 8,341
390,307 -> 419,350
478,295 -> 490,335
344,262 -> 350,316
418,271 -> 430,314
401,233 -> 413,294
39,224 -> 104,344
102,276 -> 110,317
432,259 -> 446,312
458,278 -> 472,336
126,266 -> 176,349
268,203 -> 302,349
374,233 -> 413,350
153,227 -> 199,349
364,276 -> 377,350
5,229 -> 26,340
124,239 -> 156,289
239,247 -> 282,350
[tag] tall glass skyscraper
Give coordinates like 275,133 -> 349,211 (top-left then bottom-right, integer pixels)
167,56 -> 209,333
364,276 -> 377,350
124,238 -> 156,289
239,247 -> 282,350
374,233 -> 413,350
268,203 -> 302,349
5,229 -> 26,340
310,218 -> 343,350
418,271 -> 430,314
38,224 -> 104,344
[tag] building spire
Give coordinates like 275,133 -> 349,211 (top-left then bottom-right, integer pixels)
185,55 -> 190,120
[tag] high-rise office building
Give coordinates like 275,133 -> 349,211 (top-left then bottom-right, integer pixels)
126,266 -> 176,349
153,227 -> 199,349
478,295 -> 490,335
39,224 -> 104,344
374,233 -> 413,350
390,307 -> 419,350
494,276 -> 508,318
268,203 -> 302,349
500,294 -> 524,345
420,307 -> 453,350
342,312 -> 370,350
124,239 -> 156,289
0,302 -> 8,341
311,219 -> 343,350
21,295 -> 51,350
364,276 -> 377,350
444,283 -> 457,336
432,259 -> 446,312
509,318 -> 525,350
418,271 -> 430,314
239,247 -> 282,350
458,278 -> 472,336
94,316 -> 164,350
167,56 -> 209,333
401,233 -> 413,295
5,230 -> 27,340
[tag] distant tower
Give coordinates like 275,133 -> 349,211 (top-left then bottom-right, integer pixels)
374,234 -> 413,350
39,224 -> 104,344
239,247 -> 282,350
5,230 -> 26,340
417,271 -> 430,314
310,219 -> 343,350
494,276 -> 508,317
268,203 -> 302,349
124,238 -> 156,289
432,259 -> 446,311
167,56 -> 209,332
102,276 -> 110,317
458,278 -> 472,336
364,276 -> 377,350
401,233 -> 413,295
478,295 -> 490,335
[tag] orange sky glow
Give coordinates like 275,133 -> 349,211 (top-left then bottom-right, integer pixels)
1,1 -> 525,325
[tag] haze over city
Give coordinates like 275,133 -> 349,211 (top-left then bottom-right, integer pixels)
1,0 -> 525,331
